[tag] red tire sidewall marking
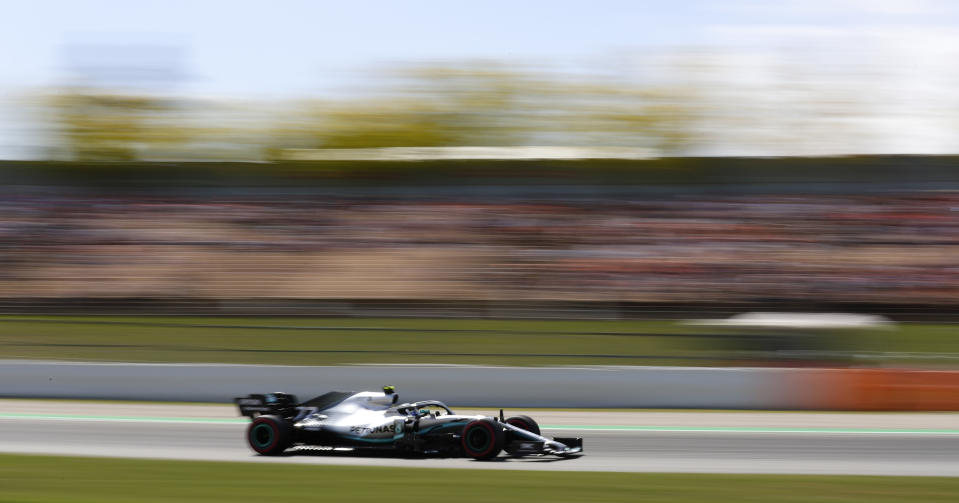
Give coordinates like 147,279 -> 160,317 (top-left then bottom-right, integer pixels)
463,421 -> 497,458
507,418 -> 532,432
251,418 -> 279,453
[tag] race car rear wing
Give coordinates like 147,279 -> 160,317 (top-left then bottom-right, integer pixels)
235,393 -> 299,418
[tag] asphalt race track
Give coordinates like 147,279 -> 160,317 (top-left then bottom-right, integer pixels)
2,413 -> 958,475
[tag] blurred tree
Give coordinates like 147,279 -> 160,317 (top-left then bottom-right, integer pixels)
541,84 -> 703,154
49,90 -> 191,161
278,65 -> 530,151
268,62 -> 705,157
311,100 -> 467,149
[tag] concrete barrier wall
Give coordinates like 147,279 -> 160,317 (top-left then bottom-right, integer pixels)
2,360 -> 958,410
0,361 -> 797,408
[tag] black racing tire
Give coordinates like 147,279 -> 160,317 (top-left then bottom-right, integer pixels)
504,415 -> 541,455
247,415 -> 292,456
460,418 -> 505,460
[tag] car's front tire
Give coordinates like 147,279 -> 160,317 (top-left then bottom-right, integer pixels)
461,419 -> 504,460
247,415 -> 292,456
504,415 -> 541,455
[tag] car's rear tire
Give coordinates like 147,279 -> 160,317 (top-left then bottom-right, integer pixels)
461,419 -> 504,460
504,415 -> 541,455
247,415 -> 292,456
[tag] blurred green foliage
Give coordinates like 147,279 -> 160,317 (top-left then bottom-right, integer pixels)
304,67 -> 527,149
45,63 -> 703,161
286,65 -> 701,153
50,92 -> 189,161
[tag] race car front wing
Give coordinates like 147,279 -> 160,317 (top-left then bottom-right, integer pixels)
500,421 -> 583,456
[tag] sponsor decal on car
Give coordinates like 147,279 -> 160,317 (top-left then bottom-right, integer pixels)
350,424 -> 396,435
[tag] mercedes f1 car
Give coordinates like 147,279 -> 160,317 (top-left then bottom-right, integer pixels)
235,386 -> 582,460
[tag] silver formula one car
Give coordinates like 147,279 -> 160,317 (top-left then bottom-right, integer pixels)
235,386 -> 582,460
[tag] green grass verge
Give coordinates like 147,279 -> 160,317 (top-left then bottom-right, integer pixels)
0,315 -> 955,367
1,454 -> 957,503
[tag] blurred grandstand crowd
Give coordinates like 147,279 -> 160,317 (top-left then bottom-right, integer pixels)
1,190 -> 956,305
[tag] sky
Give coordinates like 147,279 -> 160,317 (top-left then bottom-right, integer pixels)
0,0 -> 735,97
3,0 -> 959,157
